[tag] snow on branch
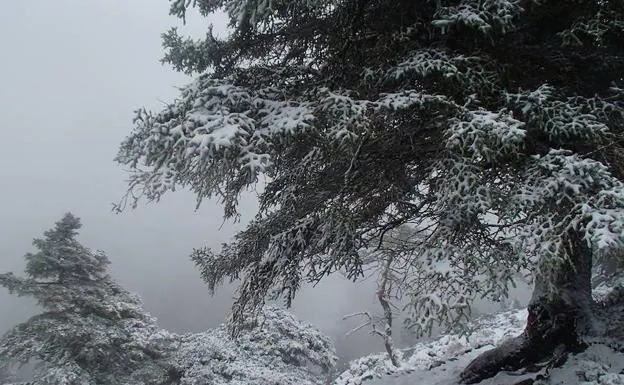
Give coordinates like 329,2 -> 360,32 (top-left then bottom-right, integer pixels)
433,0 -> 525,35
515,150 -> 624,263
388,50 -> 497,94
505,85 -> 615,142
446,108 -> 526,163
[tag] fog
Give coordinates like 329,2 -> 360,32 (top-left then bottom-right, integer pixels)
0,0 -> 531,370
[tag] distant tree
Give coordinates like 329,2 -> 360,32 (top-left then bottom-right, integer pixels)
116,0 -> 624,382
0,214 -> 175,385
173,306 -> 337,385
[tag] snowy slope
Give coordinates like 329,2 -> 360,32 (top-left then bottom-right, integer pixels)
334,304 -> 624,385
334,309 -> 527,385
362,341 -> 624,385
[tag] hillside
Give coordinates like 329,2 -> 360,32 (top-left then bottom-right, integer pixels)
334,287 -> 624,385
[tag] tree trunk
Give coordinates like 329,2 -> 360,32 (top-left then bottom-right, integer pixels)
378,254 -> 400,367
460,230 -> 593,384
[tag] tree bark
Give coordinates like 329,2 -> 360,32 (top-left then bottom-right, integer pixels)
460,229 -> 593,384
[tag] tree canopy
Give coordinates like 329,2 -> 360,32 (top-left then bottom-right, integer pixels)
117,0 -> 624,352
0,214 -> 174,385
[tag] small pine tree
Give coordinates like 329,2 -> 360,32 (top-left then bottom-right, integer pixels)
0,214 -> 174,385
173,306 -> 337,385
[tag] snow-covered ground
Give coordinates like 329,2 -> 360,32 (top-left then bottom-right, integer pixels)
334,309 -> 527,385
334,299 -> 624,385
359,341 -> 624,385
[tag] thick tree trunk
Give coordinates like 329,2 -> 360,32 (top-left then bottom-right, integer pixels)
460,230 -> 593,384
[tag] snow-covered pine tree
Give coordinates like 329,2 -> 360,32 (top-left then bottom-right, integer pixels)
0,214 -> 175,385
116,0 -> 624,382
173,306 -> 337,385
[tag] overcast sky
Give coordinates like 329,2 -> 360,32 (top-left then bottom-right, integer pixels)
0,0 -> 392,364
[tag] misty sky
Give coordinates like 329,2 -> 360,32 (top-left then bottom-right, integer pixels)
0,0 -> 391,363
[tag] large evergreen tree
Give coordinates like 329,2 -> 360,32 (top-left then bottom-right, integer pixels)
116,0 -> 624,381
0,214 -> 174,385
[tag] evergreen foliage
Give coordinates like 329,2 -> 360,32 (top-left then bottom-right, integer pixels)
172,306 -> 337,385
0,214 -> 174,385
117,0 -> 624,346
